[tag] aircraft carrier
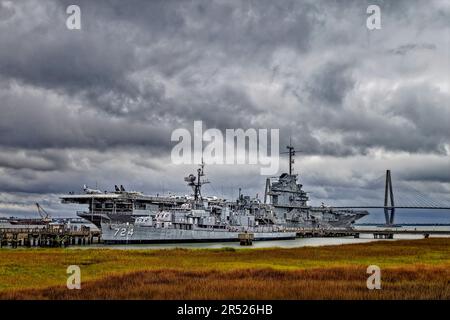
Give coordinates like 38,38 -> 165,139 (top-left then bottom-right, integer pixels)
61,146 -> 368,243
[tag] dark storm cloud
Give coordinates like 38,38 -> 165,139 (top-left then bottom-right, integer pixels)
388,43 -> 437,56
305,62 -> 355,106
0,83 -> 172,150
0,0 -> 317,125
398,163 -> 450,184
340,83 -> 450,154
0,0 -> 448,221
0,149 -> 70,171
0,1 -> 14,20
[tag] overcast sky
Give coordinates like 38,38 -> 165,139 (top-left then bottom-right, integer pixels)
0,0 -> 449,223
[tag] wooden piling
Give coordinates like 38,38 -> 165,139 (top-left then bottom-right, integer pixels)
238,232 -> 254,246
0,227 -> 101,248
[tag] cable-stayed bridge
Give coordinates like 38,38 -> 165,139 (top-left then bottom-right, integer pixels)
329,170 -> 450,226
280,144 -> 449,227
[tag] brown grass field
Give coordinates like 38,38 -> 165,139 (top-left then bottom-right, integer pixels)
0,238 -> 449,299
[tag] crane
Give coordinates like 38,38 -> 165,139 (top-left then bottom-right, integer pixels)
35,203 -> 51,223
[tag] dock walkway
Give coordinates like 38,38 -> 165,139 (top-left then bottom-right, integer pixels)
291,228 -> 450,239
0,227 -> 101,248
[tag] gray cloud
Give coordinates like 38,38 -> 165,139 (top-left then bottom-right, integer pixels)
388,43 -> 437,55
0,0 -> 448,223
306,62 -> 355,106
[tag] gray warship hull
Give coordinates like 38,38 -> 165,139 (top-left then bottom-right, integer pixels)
101,222 -> 296,244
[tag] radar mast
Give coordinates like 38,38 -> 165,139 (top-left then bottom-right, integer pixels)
184,158 -> 209,202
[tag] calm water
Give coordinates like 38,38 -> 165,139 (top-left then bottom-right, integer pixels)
1,223 -> 448,250
82,237 -> 378,250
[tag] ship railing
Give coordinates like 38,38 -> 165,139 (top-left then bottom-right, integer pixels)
77,210 -> 127,215
226,225 -> 289,233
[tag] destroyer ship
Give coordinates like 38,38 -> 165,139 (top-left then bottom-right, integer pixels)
61,146 -> 368,243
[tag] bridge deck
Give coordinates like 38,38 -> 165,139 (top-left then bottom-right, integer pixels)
291,228 -> 450,239
337,229 -> 449,235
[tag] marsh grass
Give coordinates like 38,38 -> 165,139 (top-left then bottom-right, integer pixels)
2,266 -> 449,299
0,238 -> 449,299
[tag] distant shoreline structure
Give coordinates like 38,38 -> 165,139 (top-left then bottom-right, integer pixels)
355,223 -> 450,226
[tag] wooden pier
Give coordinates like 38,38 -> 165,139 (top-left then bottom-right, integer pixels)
292,228 -> 450,239
0,227 -> 101,248
238,232 -> 254,245
2,225 -> 448,248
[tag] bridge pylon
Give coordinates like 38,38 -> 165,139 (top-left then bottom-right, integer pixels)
384,169 -> 395,226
